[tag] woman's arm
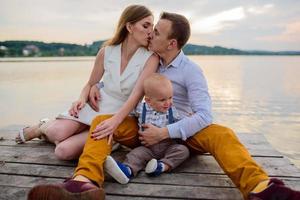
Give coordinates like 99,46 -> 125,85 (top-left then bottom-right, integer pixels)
113,54 -> 159,124
69,48 -> 105,117
88,83 -> 102,112
91,53 -> 159,141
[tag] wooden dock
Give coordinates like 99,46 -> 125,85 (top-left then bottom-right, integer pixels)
1,125 -> 300,200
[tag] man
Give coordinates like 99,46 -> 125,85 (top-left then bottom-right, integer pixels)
28,12 -> 300,200
140,12 -> 300,200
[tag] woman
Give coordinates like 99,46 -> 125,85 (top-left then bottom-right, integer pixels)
17,4 -> 158,164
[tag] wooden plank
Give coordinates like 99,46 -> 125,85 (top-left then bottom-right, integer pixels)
0,129 -> 282,157
176,155 -> 300,177
0,162 -> 74,178
2,181 -> 298,200
1,163 -> 299,191
0,163 -> 235,187
0,146 -> 76,166
0,175 -> 62,189
0,186 -> 187,200
0,186 -> 28,200
0,145 -> 299,177
1,128 -> 300,199
0,175 -> 242,200
237,133 -> 282,157
1,174 -> 299,200
0,139 -> 54,147
0,137 -> 281,158
104,182 -> 242,200
281,177 -> 300,191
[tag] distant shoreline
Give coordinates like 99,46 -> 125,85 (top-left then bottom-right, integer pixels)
1,54 -> 300,63
1,40 -> 300,58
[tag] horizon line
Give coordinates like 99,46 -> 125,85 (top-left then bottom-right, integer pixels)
1,39 -> 299,52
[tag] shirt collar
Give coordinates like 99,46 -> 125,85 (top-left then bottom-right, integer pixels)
159,50 -> 184,68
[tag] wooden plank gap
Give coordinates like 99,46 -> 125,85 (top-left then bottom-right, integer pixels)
0,172 -> 68,180
269,175 -> 300,179
1,161 -> 76,167
105,193 -> 200,200
106,180 -> 236,189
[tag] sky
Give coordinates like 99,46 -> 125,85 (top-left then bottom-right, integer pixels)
0,0 -> 300,51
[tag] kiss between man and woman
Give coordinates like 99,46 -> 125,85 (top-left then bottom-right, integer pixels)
16,4 -> 300,200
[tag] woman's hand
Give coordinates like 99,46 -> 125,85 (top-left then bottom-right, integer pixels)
68,99 -> 86,118
91,116 -> 121,144
88,84 -> 101,112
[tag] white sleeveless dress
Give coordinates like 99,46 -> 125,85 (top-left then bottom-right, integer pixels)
57,44 -> 153,125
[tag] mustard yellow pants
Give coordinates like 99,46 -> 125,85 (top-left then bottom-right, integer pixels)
74,115 -> 268,198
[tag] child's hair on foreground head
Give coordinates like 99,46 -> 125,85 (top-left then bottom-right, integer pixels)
143,73 -> 173,98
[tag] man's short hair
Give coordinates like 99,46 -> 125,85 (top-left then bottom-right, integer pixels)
160,12 -> 191,49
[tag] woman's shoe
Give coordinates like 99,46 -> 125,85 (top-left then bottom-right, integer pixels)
15,118 -> 50,144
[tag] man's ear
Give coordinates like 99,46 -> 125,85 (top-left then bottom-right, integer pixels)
126,22 -> 132,34
167,39 -> 178,50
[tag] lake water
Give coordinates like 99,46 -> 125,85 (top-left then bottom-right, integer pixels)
0,56 -> 299,168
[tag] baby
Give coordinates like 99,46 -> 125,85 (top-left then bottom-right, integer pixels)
105,73 -> 190,184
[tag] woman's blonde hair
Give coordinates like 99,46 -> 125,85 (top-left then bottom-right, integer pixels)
103,5 -> 152,47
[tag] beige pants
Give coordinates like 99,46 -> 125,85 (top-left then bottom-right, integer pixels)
124,139 -> 190,176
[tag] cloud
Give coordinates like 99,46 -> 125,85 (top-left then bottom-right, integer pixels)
0,1 -> 299,50
191,4 -> 274,34
247,4 -> 274,15
256,21 -> 300,43
192,7 -> 246,34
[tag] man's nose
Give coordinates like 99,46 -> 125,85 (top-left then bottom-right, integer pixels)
149,32 -> 153,39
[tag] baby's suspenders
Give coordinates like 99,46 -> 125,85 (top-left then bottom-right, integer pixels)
141,102 -> 174,131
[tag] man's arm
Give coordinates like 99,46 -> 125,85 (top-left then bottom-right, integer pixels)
167,65 -> 212,140
140,65 -> 212,145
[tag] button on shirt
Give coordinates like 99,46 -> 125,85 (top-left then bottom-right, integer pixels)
158,51 -> 213,140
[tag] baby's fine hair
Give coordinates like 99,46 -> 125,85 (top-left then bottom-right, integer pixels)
143,73 -> 172,96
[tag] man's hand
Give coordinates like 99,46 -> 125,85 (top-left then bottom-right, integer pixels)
138,124 -> 169,146
88,84 -> 101,112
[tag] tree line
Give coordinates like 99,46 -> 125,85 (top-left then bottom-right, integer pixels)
0,40 -> 299,57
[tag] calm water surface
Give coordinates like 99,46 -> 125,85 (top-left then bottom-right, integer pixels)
0,56 -> 299,167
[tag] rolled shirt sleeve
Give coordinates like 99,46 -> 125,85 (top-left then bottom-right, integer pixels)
159,51 -> 213,140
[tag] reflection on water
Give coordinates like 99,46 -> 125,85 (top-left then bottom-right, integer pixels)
196,56 -> 300,168
0,56 -> 300,167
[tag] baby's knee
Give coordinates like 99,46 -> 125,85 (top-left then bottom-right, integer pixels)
177,145 -> 190,158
